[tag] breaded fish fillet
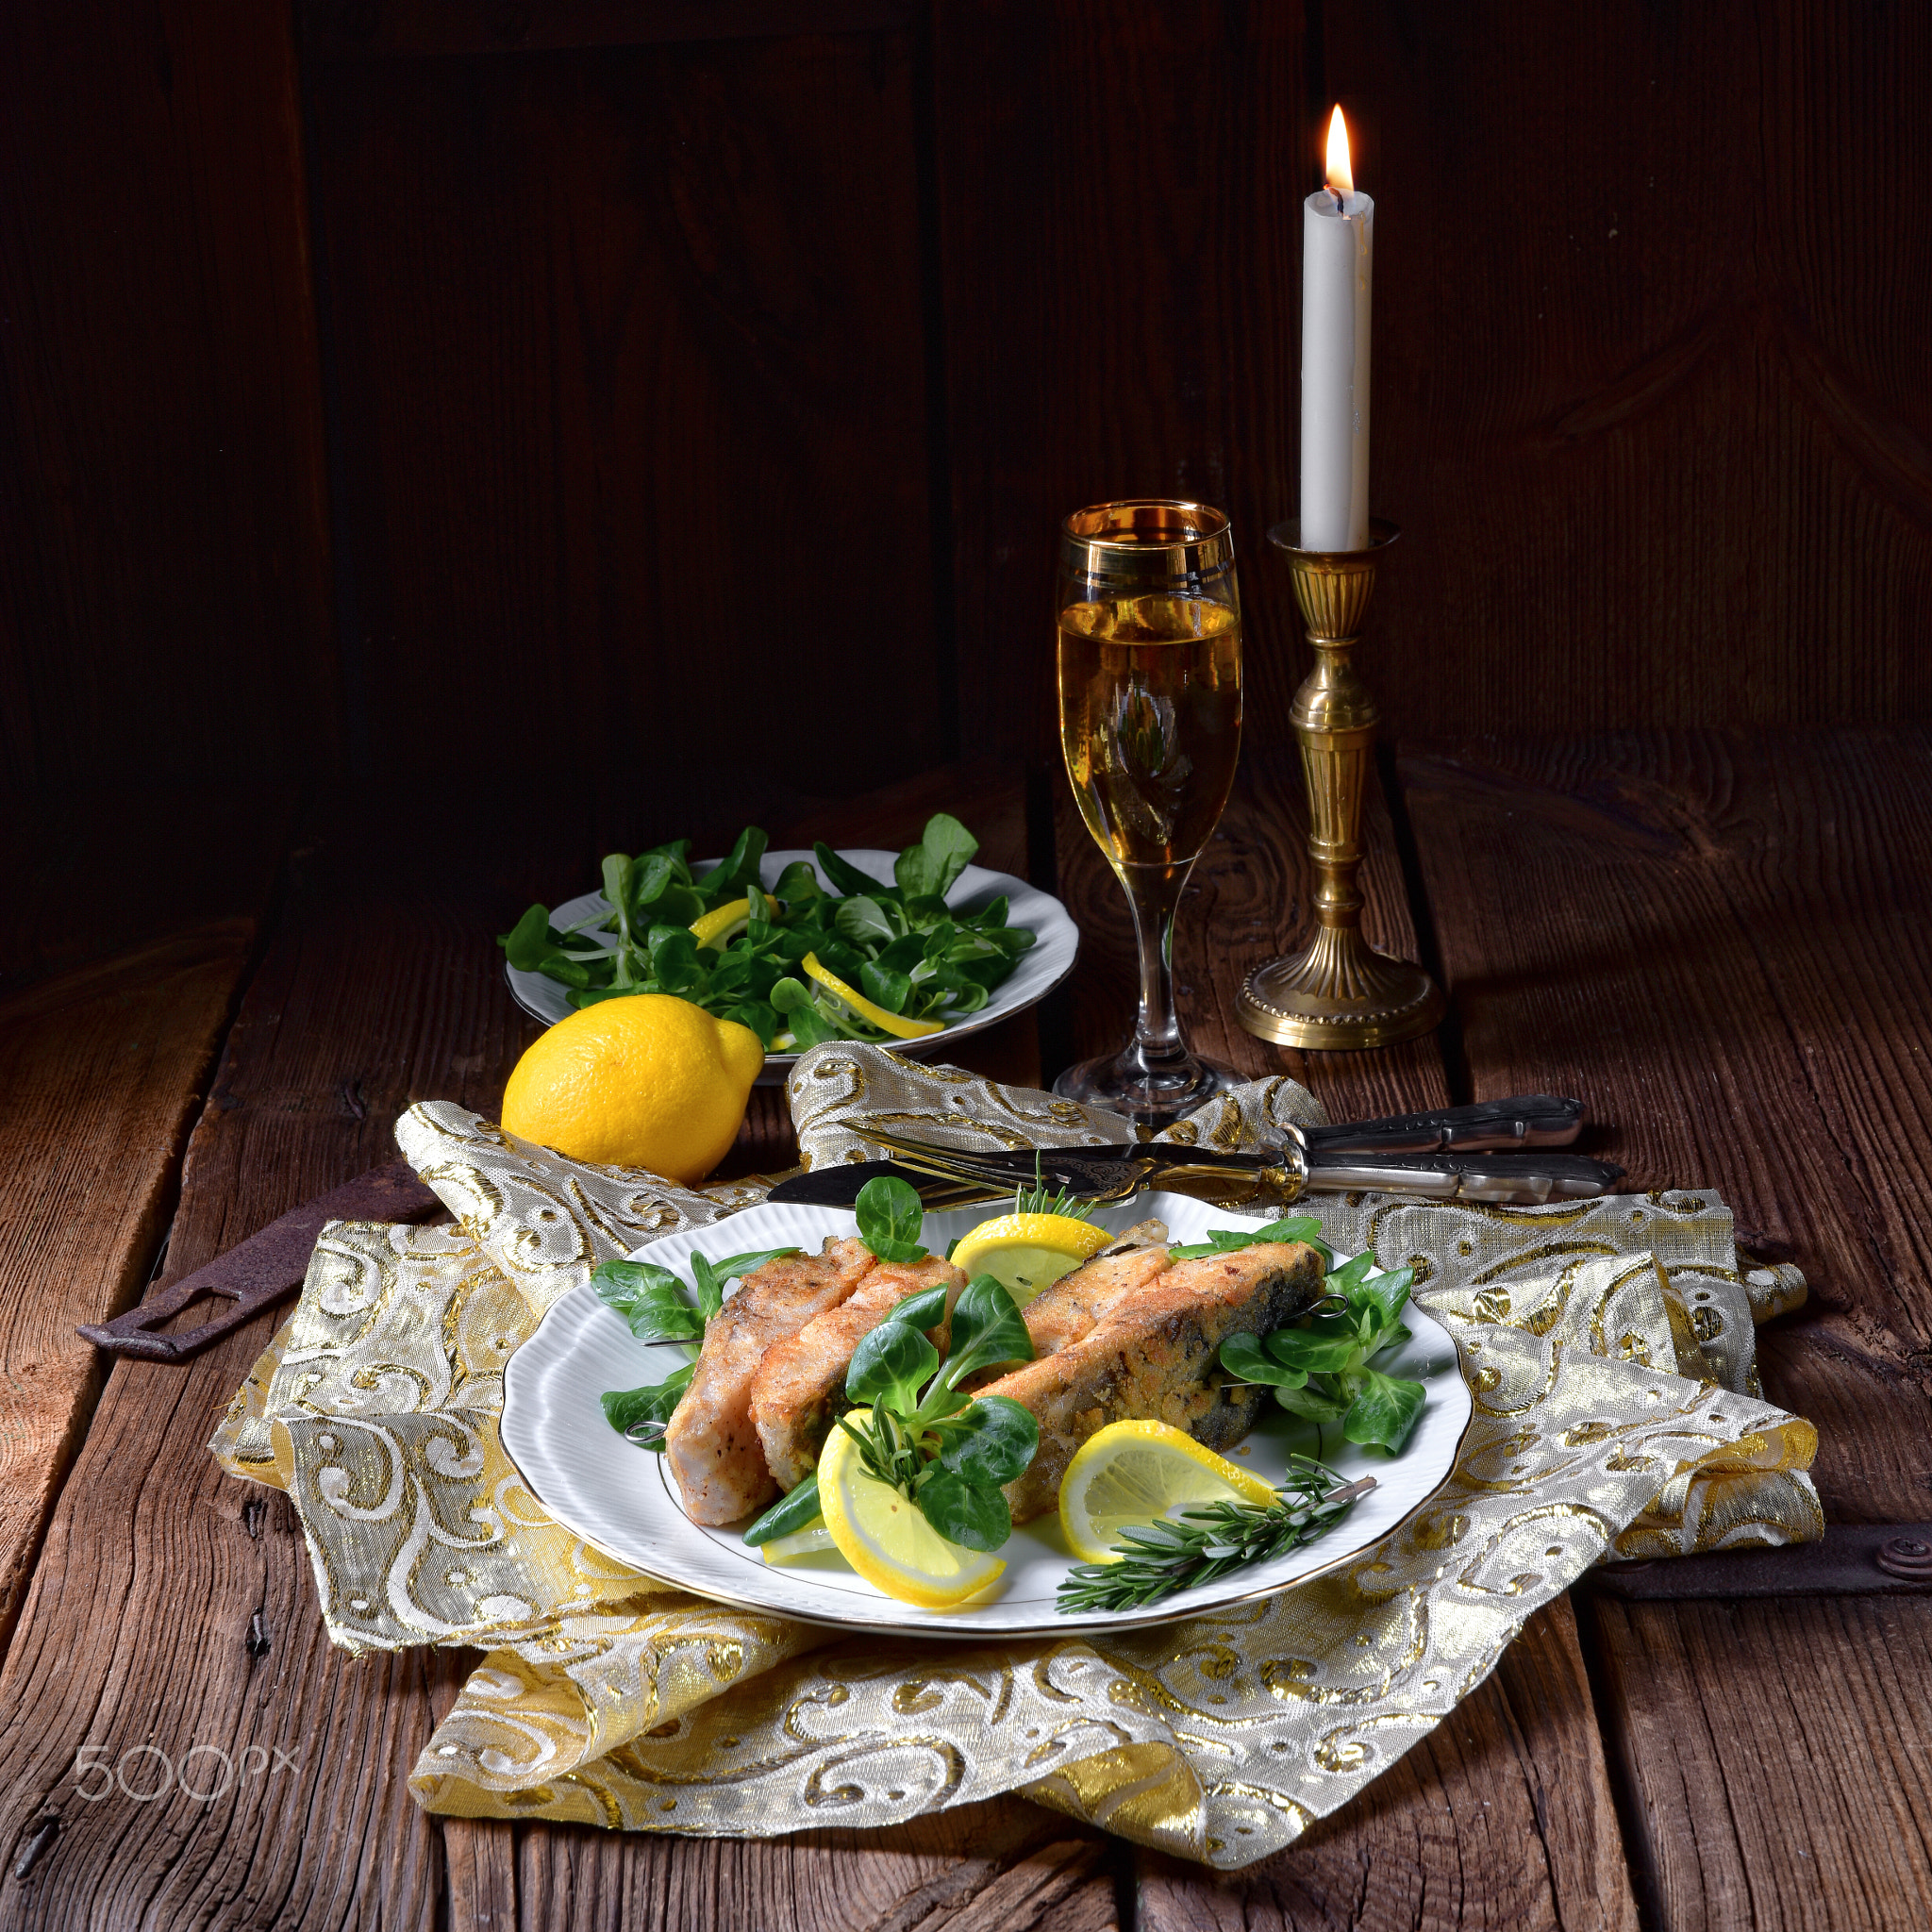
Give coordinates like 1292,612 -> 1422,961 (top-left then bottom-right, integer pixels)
751,1255 -> 966,1491
1021,1239 -> 1173,1357
978,1241 -> 1324,1524
664,1236 -> 873,1524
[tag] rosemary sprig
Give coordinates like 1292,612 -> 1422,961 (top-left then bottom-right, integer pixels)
1055,1457 -> 1374,1614
1012,1153 -> 1096,1222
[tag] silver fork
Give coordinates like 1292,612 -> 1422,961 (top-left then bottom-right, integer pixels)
843,1126 -> 1623,1208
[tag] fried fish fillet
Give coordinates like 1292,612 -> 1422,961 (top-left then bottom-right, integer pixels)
978,1241 -> 1324,1524
1020,1237 -> 1173,1357
664,1236 -> 874,1524
751,1255 -> 966,1491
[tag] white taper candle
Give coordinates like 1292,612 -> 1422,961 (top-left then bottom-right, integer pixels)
1299,108 -> 1373,552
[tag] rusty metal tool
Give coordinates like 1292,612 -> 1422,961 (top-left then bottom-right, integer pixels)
77,1158 -> 442,1363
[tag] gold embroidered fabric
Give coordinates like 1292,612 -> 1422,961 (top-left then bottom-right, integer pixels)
211,1044 -> 1820,1867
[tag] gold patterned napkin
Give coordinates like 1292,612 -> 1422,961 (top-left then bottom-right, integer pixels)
211,1044 -> 1819,1867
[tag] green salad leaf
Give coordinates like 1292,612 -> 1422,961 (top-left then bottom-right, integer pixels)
1216,1245 -> 1426,1455
855,1174 -> 930,1264
1168,1213 -> 1331,1267
500,812 -> 1035,1049
595,1245 -> 799,1452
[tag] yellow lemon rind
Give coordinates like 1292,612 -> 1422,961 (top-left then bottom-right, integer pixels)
690,897 -> 752,948
951,1212 -> 1111,1278
818,1412 -> 1005,1608
801,953 -> 945,1041
1058,1419 -> 1278,1565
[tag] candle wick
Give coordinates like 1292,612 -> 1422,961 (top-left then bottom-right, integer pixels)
1327,184 -> 1347,217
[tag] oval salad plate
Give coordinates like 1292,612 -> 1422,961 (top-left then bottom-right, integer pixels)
502,849 -> 1079,1086
501,1193 -> 1474,1640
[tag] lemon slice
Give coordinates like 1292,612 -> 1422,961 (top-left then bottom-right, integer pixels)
1058,1419 -> 1277,1565
950,1212 -> 1111,1305
817,1410 -> 1005,1607
801,953 -> 944,1041
758,1523 -> 837,1564
690,897 -> 751,948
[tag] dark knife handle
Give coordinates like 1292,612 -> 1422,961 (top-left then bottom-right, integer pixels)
765,1160 -> 1004,1208
1306,1094 -> 1584,1157
76,1158 -> 444,1363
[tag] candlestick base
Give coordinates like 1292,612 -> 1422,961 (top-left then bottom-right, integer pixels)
1237,517 -> 1444,1054
1236,933 -> 1443,1052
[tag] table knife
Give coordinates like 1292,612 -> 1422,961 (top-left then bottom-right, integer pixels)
767,1144 -> 1622,1208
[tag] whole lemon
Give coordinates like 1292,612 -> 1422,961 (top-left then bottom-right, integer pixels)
500,995 -> 764,1184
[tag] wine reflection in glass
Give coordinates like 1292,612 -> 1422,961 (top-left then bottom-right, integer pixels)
1052,499 -> 1242,1124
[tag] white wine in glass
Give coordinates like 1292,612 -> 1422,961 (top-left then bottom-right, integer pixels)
1053,500 -> 1241,1122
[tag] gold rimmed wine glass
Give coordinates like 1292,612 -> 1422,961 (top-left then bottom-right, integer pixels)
1052,499 -> 1241,1124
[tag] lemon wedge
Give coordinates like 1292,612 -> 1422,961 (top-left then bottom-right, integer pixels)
800,953 -> 944,1041
817,1410 -> 1006,1607
949,1212 -> 1111,1305
1058,1420 -> 1277,1565
690,897 -> 752,949
758,1523 -> 837,1564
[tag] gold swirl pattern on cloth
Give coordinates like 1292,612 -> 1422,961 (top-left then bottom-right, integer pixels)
210,1047 -> 1820,1867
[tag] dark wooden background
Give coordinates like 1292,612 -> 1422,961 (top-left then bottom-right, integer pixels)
6,0 -> 1928,840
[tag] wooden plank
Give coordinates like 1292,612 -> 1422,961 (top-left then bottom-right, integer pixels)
1321,1 -> 1932,738
1591,1595 -> 1932,1932
1051,745 -> 1452,1124
1138,1597 -> 1639,1932
1398,727 -> 1932,1932
442,1818 -> 520,1931
0,803 -> 554,1927
932,0 -> 1309,768
303,25 -> 946,824
0,923 -> 266,1654
0,0 -> 334,791
511,1803 -> 1117,1932
1397,729 -> 1932,1522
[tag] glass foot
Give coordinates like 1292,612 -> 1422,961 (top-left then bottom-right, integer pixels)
1052,1049 -> 1241,1129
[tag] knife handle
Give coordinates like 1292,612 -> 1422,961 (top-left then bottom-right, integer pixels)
1300,1148 -> 1623,1205
1302,1094 -> 1584,1158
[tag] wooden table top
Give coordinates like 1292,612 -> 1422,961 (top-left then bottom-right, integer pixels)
0,727 -> 1926,1930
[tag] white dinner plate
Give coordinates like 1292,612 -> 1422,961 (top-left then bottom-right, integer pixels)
501,1194 -> 1474,1640
502,848 -> 1079,1085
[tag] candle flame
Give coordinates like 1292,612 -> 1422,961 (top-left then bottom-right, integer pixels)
1324,106 -> 1353,198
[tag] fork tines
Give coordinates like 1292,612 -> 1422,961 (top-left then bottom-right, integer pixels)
854,1128 -> 1042,1190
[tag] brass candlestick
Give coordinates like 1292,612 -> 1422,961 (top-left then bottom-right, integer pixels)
1235,518 -> 1444,1052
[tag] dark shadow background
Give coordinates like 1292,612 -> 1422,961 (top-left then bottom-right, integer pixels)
5,1 -> 1928,840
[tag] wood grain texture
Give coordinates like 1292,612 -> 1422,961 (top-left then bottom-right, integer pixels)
1589,1593 -> 1932,1932
1397,729 -> 1932,1523
0,807 -> 551,1927
1324,0 -> 1932,736
1138,1596 -> 1639,1932
0,0 -> 334,790
933,0 -> 1308,768
510,1804 -> 1117,1932
442,1817 -> 520,1931
1400,728 -> 1932,1932
0,924 -> 266,1652
303,23 -> 946,827
1049,746 -> 1450,1122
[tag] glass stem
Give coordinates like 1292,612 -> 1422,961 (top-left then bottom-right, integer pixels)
1120,859 -> 1194,1081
